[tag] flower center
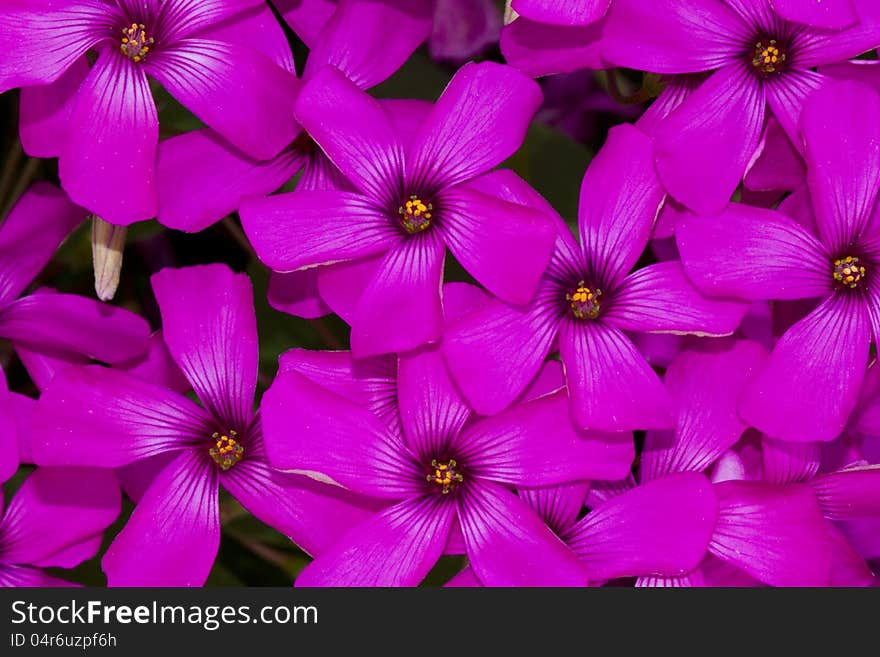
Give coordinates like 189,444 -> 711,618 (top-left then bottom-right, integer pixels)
209,431 -> 244,470
398,195 -> 433,234
120,23 -> 153,63
427,459 -> 463,494
566,282 -> 602,320
833,256 -> 866,289
751,39 -> 786,76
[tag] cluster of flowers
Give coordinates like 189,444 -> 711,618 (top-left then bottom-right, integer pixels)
1,0 -> 879,587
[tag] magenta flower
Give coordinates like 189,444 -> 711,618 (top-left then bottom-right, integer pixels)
31,264 -> 374,586
1,0 -> 300,224
0,467 -> 120,587
240,61 -> 557,357
677,80 -> 880,442
599,0 -> 880,214
443,125 -> 747,431
261,346 -> 634,586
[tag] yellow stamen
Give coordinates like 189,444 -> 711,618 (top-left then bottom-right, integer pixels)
209,430 -> 244,470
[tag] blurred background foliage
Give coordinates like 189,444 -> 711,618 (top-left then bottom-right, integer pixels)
0,0 -> 644,585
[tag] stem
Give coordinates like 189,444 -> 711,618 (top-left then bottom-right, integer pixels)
0,141 -> 23,213
223,216 -> 256,258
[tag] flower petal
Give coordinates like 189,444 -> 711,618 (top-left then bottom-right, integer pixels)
442,297 -> 560,416
801,79 -> 880,253
457,389 -> 634,485
577,124 -> 665,286
500,17 -> 604,77
810,466 -> 880,520
654,64 -> 765,215
606,261 -> 748,335
19,56 -> 89,158
0,183 -> 85,308
146,38 -> 299,160
761,437 -> 820,484
304,0 -> 431,90
518,483 -> 591,536
0,292 -> 150,364
398,347 -> 471,459
770,0 -> 858,28
31,365 -> 210,467
559,320 -> 673,431
513,0 -> 610,25
764,69 -> 826,148
459,480 -> 589,586
350,235 -> 445,358
407,61 -> 541,190
222,456 -> 377,558
295,495 -> 455,587
600,0 -> 746,73
240,190 -> 399,272
155,0 -> 267,43
156,130 -> 302,232
563,472 -> 717,580
0,466 -> 119,567
260,370 -> 419,499
709,480 -> 832,586
151,264 -> 257,430
274,0 -> 336,47
59,48 -> 158,225
641,339 -> 767,481
676,204 -> 831,300
267,271 -> 332,319
438,184 -> 555,305
294,65 -> 404,201
739,295 -> 870,442
103,450 -> 220,586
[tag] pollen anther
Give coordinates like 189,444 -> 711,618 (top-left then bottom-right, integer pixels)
833,255 -> 866,289
752,39 -> 786,76
566,282 -> 602,320
427,458 -> 463,494
209,430 -> 244,470
120,23 -> 153,63
398,195 -> 433,234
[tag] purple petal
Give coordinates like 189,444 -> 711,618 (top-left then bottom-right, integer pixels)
0,183 -> 85,308
500,16 -> 604,77
739,295 -> 870,442
709,480 -> 832,586
641,339 -> 767,480
744,117 -> 806,192
59,48 -> 158,225
443,297 -> 559,416
350,235 -> 445,358
31,365 -> 209,467
1,292 -> 150,364
559,320 -> 673,431
223,457 -> 377,558
579,124 -> 666,286
0,371 -> 16,483
117,330 -> 190,394
116,453 -> 175,504
407,61 -> 541,190
0,565 -> 79,587
151,264 -> 257,430
458,480 -> 588,586
444,565 -> 481,587
156,130 -> 303,232
275,0 -> 336,47
398,347 -> 471,459
827,522 -> 877,587
518,483 -> 591,536
305,0 -> 431,89
260,370 -> 419,499
316,254 -> 383,324
295,495 -> 455,587
0,0 -> 110,92
801,80 -> 880,253
563,472 -> 718,580
439,184 -> 555,305
294,65 -> 404,200
240,190 -> 398,272
654,64 -> 765,215
796,1 -> 880,67
764,69 -> 826,148
810,466 -> 880,520
146,38 -> 298,160
457,389 -> 634,485
761,437 -> 820,484
606,261 -> 748,335
770,0 -> 858,28
153,0 -> 266,43
268,271 -> 332,319
0,467 -> 119,566
19,56 -> 89,158
513,0 -> 610,25
206,3 -> 297,73
442,281 -> 491,324
103,450 -> 219,586
676,204 -> 831,300
278,348 -> 398,430
600,0 -> 746,73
